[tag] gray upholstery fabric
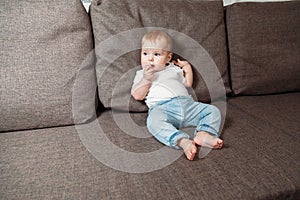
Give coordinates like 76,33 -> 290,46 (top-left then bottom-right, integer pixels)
226,2 -> 300,95
1,93 -> 299,199
1,1 -> 299,199
90,0 -> 230,111
0,0 -> 96,132
228,92 -> 300,135
227,93 -> 300,194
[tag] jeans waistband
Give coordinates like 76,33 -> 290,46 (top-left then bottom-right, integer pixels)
149,95 -> 192,109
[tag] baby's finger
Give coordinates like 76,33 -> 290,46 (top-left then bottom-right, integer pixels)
177,59 -> 188,65
146,67 -> 154,73
175,59 -> 185,68
172,59 -> 180,65
146,65 -> 154,70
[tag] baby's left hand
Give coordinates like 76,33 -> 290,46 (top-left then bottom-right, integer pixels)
173,59 -> 192,72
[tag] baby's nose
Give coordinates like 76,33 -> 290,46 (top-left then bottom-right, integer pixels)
148,55 -> 154,61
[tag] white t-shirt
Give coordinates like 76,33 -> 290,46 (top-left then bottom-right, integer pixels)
133,63 -> 190,107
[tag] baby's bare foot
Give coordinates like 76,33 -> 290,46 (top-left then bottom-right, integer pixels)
178,138 -> 197,160
194,131 -> 223,149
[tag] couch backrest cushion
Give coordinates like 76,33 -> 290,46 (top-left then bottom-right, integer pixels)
90,0 -> 230,112
226,1 -> 300,95
0,0 -> 96,132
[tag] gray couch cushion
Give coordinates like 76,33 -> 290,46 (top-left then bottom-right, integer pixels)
227,93 -> 300,192
1,96 -> 299,199
0,0 -> 96,132
90,0 -> 230,111
226,1 -> 300,95
228,92 -> 300,135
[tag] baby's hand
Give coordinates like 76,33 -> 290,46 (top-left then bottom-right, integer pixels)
143,65 -> 154,81
174,59 -> 193,87
173,59 -> 192,73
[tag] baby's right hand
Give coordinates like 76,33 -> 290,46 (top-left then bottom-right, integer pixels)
143,65 -> 154,81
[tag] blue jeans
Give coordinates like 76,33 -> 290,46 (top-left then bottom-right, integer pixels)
147,96 -> 221,149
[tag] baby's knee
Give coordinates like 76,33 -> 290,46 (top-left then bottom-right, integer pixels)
147,109 -> 166,123
209,105 -> 221,120
147,109 -> 167,131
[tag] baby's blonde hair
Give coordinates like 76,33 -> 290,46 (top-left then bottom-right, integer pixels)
141,30 -> 172,52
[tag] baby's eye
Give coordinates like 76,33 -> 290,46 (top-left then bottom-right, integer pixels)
154,53 -> 161,56
142,52 -> 148,56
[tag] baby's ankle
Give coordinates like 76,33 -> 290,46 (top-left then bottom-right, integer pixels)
177,138 -> 190,148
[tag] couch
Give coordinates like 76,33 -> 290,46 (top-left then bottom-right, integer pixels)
1,0 -> 299,199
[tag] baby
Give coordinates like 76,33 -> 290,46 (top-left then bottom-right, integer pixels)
131,30 -> 223,160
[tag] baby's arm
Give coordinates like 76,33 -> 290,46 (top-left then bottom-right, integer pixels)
174,59 -> 193,87
131,65 -> 154,101
131,78 -> 151,101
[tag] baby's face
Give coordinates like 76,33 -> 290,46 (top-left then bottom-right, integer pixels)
141,42 -> 172,72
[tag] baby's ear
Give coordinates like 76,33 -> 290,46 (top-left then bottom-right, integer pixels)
168,52 -> 173,62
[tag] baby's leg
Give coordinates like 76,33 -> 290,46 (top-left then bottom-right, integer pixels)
185,103 -> 223,149
148,111 -> 184,147
178,138 -> 197,160
194,131 -> 223,149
